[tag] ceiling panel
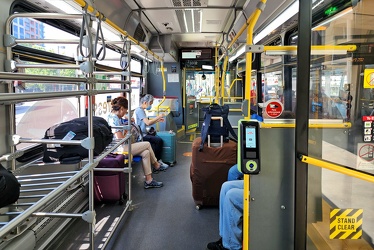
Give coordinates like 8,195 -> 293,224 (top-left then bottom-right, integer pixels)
201,9 -> 230,32
145,10 -> 182,33
137,0 -> 173,8
135,0 -> 240,48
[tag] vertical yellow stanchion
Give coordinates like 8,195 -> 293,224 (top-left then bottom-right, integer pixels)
161,61 -> 166,93
182,68 -> 186,111
221,56 -> 229,102
243,37 -> 252,250
243,1 -> 266,249
214,45 -> 220,104
154,61 -> 166,131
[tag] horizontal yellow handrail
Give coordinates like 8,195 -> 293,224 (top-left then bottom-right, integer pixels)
223,96 -> 243,100
299,154 -> 374,183
260,123 -> 295,128
264,45 -> 357,52
229,78 -> 242,92
260,122 -> 351,128
149,106 -> 170,113
229,108 -> 242,112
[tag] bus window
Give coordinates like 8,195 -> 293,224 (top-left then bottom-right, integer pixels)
12,16 -> 143,150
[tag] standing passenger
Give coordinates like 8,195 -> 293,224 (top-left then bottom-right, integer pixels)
108,96 -> 166,189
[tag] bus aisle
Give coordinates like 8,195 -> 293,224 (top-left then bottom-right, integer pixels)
51,139 -> 219,250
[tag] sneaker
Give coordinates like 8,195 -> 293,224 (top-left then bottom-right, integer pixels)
206,238 -> 228,250
152,167 -> 160,174
158,160 -> 169,171
144,179 -> 163,189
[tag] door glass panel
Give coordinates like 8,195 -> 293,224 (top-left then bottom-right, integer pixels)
306,1 -> 374,248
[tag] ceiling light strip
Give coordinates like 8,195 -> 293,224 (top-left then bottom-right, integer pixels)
253,1 -> 299,44
192,10 -> 195,32
199,10 -> 203,32
183,11 -> 189,32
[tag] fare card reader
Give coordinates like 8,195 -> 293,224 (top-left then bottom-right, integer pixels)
238,119 -> 260,174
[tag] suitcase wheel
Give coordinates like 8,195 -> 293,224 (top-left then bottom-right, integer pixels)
167,161 -> 176,167
195,204 -> 202,210
118,193 -> 127,205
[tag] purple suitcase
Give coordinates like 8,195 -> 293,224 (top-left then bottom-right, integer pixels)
94,154 -> 126,204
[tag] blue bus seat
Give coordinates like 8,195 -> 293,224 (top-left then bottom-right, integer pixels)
133,155 -> 142,163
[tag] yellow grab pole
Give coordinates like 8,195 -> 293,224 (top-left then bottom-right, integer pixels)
218,12 -> 257,62
214,45 -> 220,104
161,61 -> 166,93
221,56 -> 229,100
154,61 -> 166,131
230,78 -> 241,90
243,1 -> 266,250
300,154 -> 374,183
226,12 -> 255,53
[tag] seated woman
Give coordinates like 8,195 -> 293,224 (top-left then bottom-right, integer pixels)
134,94 -> 168,168
108,96 -> 167,189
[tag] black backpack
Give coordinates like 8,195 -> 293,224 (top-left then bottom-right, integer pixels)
199,103 -> 238,151
43,116 -> 113,163
0,164 -> 21,208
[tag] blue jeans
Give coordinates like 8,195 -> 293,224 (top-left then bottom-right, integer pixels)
219,180 -> 244,250
227,164 -> 243,181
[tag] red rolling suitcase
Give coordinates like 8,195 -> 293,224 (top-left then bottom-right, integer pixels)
190,137 -> 237,209
94,154 -> 127,204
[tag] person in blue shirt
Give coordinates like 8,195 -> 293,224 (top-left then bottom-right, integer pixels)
134,94 -> 169,170
108,96 -> 166,189
207,164 -> 243,250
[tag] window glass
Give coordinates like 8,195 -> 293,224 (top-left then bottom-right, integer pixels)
305,2 -> 374,248
12,17 -> 77,56
131,59 -> 141,74
12,17 -> 142,149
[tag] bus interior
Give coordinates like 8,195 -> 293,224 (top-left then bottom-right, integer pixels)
1,0 -> 374,249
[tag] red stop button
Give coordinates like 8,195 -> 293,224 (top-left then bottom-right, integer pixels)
265,100 -> 283,118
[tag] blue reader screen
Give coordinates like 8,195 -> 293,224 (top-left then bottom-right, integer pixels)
245,127 -> 256,148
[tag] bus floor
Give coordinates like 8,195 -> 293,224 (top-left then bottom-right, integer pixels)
51,139 -> 220,250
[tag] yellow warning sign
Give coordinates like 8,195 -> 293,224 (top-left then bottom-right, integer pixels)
330,208 -> 363,239
364,69 -> 374,88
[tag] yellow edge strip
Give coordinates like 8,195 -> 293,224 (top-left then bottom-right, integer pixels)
300,155 -> 374,183
73,0 -> 163,62
264,45 -> 357,52
260,122 -> 352,128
